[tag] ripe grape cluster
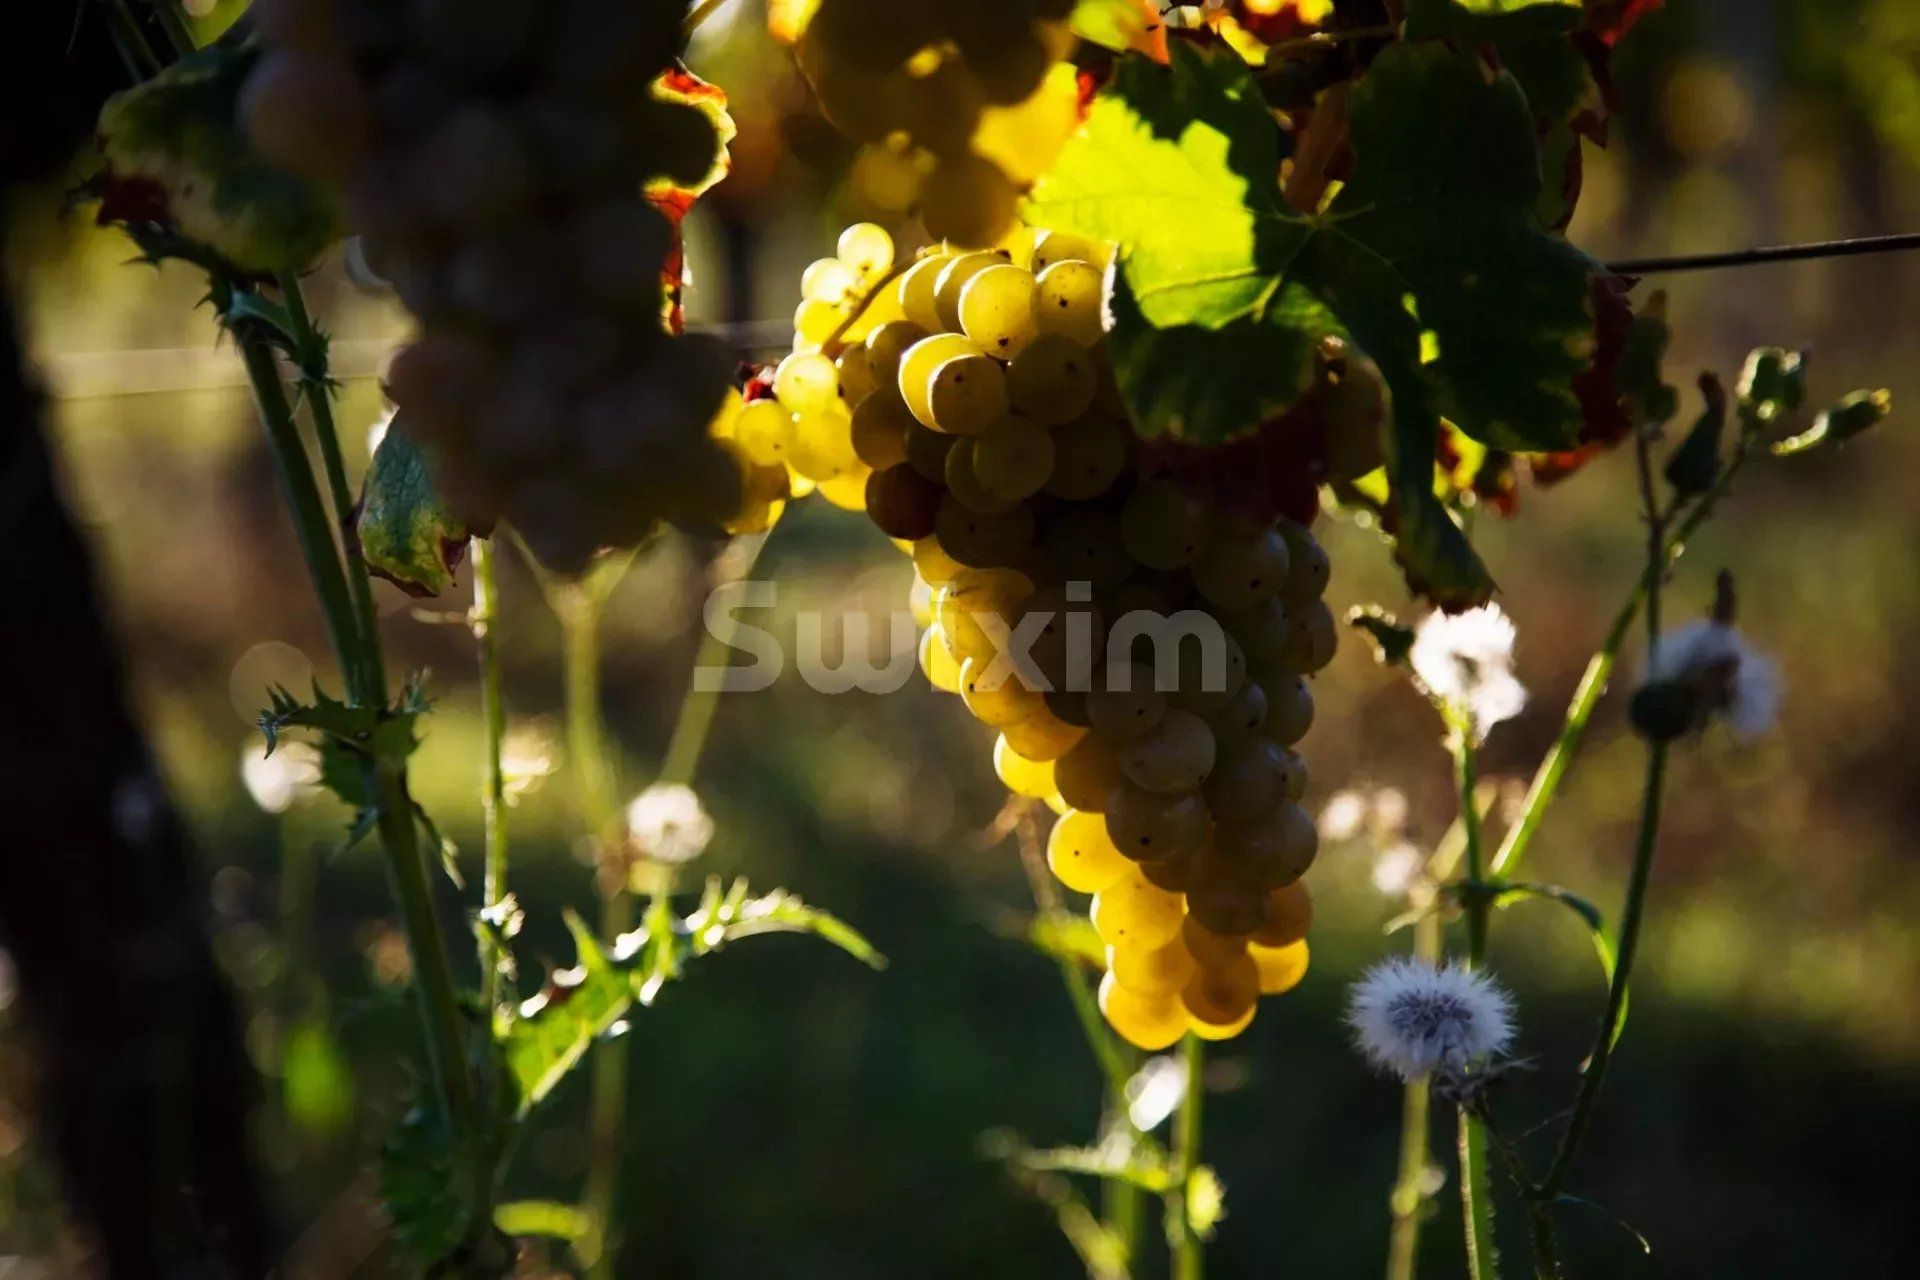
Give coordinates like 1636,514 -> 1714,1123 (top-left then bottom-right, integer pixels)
764,223 -> 1338,1047
242,0 -> 745,572
790,0 -> 1075,245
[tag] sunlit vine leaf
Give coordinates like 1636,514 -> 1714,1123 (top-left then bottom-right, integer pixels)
94,37 -> 339,273
1031,42 -> 1606,603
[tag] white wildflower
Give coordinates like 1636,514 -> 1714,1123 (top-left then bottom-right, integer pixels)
1643,620 -> 1779,741
1347,957 -> 1516,1084
1409,604 -> 1527,741
240,738 -> 322,814
625,782 -> 714,865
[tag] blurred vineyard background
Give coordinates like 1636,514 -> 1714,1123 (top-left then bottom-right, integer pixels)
5,0 -> 1920,1275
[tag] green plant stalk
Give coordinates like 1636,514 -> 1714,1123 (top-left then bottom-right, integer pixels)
1384,907 -> 1443,1280
1169,1034 -> 1204,1280
1535,416 -> 1678,1196
371,763 -> 478,1132
234,326 -> 365,701
279,271 -> 385,699
570,535 -> 774,1277
1452,725 -> 1500,1280
233,296 -> 474,1139
1058,954 -> 1145,1266
1491,445 -> 1753,880
555,586 -> 628,1280
472,538 -> 510,1011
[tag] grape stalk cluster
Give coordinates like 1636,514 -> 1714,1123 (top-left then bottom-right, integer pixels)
243,0 -> 745,572
761,222 -> 1338,1047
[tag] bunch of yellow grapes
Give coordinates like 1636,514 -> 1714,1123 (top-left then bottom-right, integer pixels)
763,222 -> 1337,1048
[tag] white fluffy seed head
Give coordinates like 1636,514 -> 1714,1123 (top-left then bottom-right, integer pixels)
1347,957 -> 1516,1084
1643,620 -> 1779,741
625,782 -> 715,865
1409,604 -> 1527,742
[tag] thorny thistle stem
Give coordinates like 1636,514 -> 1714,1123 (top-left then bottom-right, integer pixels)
1170,1034 -> 1205,1280
472,538 -> 510,1011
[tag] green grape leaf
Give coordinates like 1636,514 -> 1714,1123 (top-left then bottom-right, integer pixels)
1032,42 -> 1605,605
354,420 -> 470,598
94,38 -> 340,274
1403,0 -> 1590,124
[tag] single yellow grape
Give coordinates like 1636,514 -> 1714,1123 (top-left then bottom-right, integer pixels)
918,627 -> 962,693
1090,870 -> 1186,949
1249,938 -> 1309,995
1034,259 -> 1106,346
1046,809 -> 1132,894
1181,952 -> 1260,1032
837,221 -> 895,281
1109,936 -> 1198,998
774,351 -> 840,413
730,399 -> 794,468
994,734 -> 1057,799
1098,970 -> 1188,1051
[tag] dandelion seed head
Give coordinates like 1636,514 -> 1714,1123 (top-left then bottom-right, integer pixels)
1410,604 -> 1527,741
625,782 -> 715,865
1644,620 -> 1778,741
1347,957 -> 1515,1084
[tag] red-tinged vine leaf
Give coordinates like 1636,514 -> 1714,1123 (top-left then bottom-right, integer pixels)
1533,280 -> 1662,483
646,66 -> 737,335
353,419 -> 470,598
1585,0 -> 1664,45
93,37 -> 339,274
1031,41 -> 1607,604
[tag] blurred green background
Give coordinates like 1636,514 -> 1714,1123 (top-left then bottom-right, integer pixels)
5,0 -> 1920,1275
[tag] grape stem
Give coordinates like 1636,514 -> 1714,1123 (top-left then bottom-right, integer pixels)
820,257 -> 915,360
